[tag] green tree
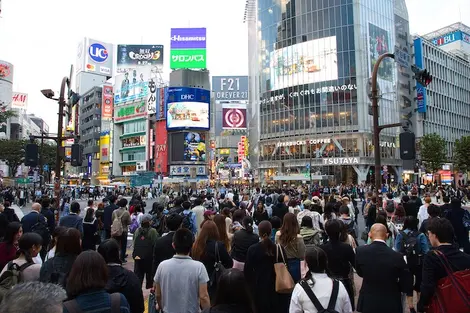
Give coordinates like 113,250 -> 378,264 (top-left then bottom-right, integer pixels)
454,136 -> 470,173
38,142 -> 57,171
420,133 -> 447,173
0,139 -> 28,177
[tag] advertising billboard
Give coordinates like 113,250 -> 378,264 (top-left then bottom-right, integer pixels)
155,121 -> 168,174
170,28 -> 207,49
269,36 -> 338,90
76,38 -> 114,77
155,87 -> 168,121
222,104 -> 247,129
184,132 -> 206,162
100,133 -> 110,163
117,45 -> 164,72
114,67 -> 152,105
11,92 -> 27,109
368,24 -> 393,81
170,165 -> 206,176
114,101 -> 147,122
414,38 -> 427,113
122,135 -> 146,148
431,30 -> 470,46
166,87 -> 210,130
0,60 -> 13,83
102,85 -> 113,120
212,76 -> 248,101
170,49 -> 206,69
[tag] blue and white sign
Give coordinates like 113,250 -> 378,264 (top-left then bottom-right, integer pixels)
431,30 -> 470,46
394,46 -> 410,68
87,154 -> 92,175
89,43 -> 109,63
416,87 -> 426,113
166,87 -> 210,130
76,38 -> 114,77
414,38 -> 427,113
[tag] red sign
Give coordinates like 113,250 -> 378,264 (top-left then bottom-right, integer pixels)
222,107 -> 247,129
102,85 -> 113,119
155,121 -> 168,175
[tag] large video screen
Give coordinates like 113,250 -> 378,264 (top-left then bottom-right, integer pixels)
184,132 -> 206,162
269,36 -> 338,90
166,87 -> 210,130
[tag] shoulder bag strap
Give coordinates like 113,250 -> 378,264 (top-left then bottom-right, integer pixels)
276,244 -> 286,264
299,280 -> 325,311
19,262 -> 34,272
110,293 -> 121,312
63,299 -> 84,313
215,241 -> 220,263
327,280 -> 340,310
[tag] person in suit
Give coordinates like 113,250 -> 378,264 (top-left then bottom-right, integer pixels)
103,195 -> 118,239
59,201 -> 84,235
21,202 -> 47,234
151,213 -> 183,277
356,223 -> 412,313
417,218 -> 470,312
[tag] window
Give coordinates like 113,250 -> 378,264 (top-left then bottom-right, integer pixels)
122,151 -> 145,162
123,120 -> 146,134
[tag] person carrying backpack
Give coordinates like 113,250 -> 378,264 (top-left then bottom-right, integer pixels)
111,199 -> 132,263
0,233 -> 43,303
394,216 -> 429,313
180,201 -> 197,236
132,214 -> 158,289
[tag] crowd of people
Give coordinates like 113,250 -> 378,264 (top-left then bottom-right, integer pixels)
0,184 -> 469,313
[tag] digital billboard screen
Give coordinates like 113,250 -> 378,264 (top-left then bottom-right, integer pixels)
184,132 -> 206,162
166,87 -> 210,130
269,36 -> 338,90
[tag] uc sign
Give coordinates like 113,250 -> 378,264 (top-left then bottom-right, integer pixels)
89,43 -> 108,63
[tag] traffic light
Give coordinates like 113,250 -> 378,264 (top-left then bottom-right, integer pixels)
399,132 -> 416,160
411,65 -> 432,87
71,144 -> 83,167
67,90 -> 80,107
25,143 -> 39,167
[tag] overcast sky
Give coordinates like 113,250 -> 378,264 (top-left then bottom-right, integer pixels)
0,0 -> 468,129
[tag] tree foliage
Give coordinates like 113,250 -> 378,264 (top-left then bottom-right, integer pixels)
420,133 -> 447,173
454,136 -> 470,173
0,107 -> 17,124
0,139 -> 27,177
38,141 -> 57,171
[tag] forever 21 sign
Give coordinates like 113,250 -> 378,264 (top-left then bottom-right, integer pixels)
212,76 -> 249,101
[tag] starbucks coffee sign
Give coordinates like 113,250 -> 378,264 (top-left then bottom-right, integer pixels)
322,157 -> 360,165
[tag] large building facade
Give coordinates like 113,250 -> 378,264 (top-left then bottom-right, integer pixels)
248,0 -> 409,184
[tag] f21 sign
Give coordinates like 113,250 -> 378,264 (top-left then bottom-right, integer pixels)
212,76 -> 248,101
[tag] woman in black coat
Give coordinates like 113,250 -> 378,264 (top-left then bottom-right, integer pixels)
82,208 -> 98,251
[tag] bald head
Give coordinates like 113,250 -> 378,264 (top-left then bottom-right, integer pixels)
31,202 -> 41,212
369,223 -> 388,241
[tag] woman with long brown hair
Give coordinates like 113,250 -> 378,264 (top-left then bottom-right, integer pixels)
213,214 -> 231,251
275,212 -> 306,283
192,220 -> 233,302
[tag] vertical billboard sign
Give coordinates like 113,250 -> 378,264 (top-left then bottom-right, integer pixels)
102,85 -> 113,120
414,38 -> 427,114
155,121 -> 168,175
76,38 -> 114,77
100,132 -> 110,163
170,28 -> 207,69
394,15 -> 414,129
155,87 -> 168,121
212,76 -> 249,101
368,24 -> 393,81
116,45 -> 164,73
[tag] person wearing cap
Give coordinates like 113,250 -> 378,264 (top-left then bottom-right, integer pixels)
201,210 -> 216,228
341,196 -> 356,221
132,213 -> 159,289
297,199 -> 323,230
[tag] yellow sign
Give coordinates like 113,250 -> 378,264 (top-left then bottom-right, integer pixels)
219,149 -> 230,155
100,135 -> 110,163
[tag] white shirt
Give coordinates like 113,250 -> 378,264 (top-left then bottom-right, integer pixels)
417,204 -> 429,229
289,273 -> 352,313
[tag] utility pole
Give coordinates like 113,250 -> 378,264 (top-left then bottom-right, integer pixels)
54,76 -> 69,207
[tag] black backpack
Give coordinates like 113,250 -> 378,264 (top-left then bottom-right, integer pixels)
132,228 -> 154,261
300,279 -> 340,313
180,211 -> 194,232
400,231 -> 421,267
31,214 -> 50,244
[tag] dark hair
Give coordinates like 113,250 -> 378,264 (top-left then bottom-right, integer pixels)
18,233 -> 43,263
56,228 -> 82,256
258,220 -> 275,256
278,194 -> 285,204
442,196 -> 450,203
212,269 -> 254,313
375,214 -> 391,237
3,201 -> 10,208
427,218 -> 455,244
84,208 -> 95,223
49,226 -> 67,251
242,216 -> 254,233
133,204 -> 142,213
300,216 -> 313,228
4,222 -> 22,245
182,201 -> 191,210
97,239 -> 121,264
41,197 -> 51,208
270,216 -> 282,229
232,209 -> 246,223
214,214 -> 230,251
395,205 -> 406,217
304,246 -> 328,283
66,251 -> 108,298
288,199 -> 297,208
427,204 -> 441,218
166,213 -> 183,231
87,200 -> 94,207
325,219 -> 342,242
173,228 -> 194,255
339,205 -> 349,215
403,216 -> 419,231
279,213 -> 299,246
108,195 -> 117,203
70,202 -> 80,214
323,202 -> 335,220
401,195 -> 410,203
117,198 -> 128,208
192,221 -> 219,261
222,208 -> 231,218
194,198 -> 203,206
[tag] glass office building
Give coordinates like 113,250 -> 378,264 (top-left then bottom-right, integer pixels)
248,0 -> 409,184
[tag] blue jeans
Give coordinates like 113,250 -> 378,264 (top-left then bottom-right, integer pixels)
287,258 -> 301,283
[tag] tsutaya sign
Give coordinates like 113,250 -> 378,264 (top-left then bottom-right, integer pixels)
277,138 -> 331,147
322,157 -> 359,165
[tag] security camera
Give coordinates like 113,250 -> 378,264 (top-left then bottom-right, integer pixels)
40,89 -> 55,99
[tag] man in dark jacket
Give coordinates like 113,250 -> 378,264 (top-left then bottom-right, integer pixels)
104,195 -> 118,239
59,202 -> 84,235
2,201 -> 19,223
21,202 -> 47,234
418,218 -> 470,312
404,192 -> 421,219
356,223 -> 412,313
152,213 -> 183,277
40,197 -> 55,234
444,198 -> 470,253
272,194 -> 288,221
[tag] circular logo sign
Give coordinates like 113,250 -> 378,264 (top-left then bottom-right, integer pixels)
224,109 -> 245,128
88,43 -> 108,63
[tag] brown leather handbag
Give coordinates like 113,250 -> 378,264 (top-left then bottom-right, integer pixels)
274,244 -> 294,293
